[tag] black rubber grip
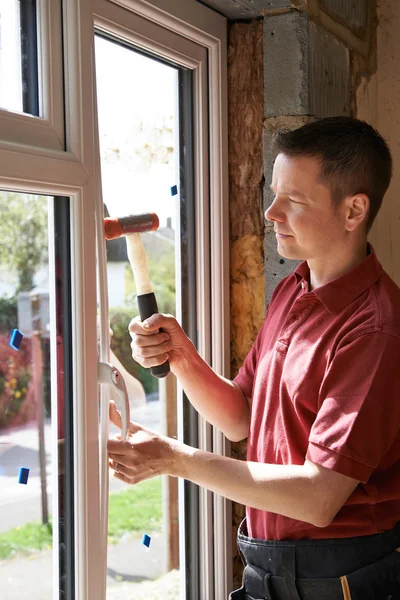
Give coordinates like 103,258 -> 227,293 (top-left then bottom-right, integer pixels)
137,292 -> 170,378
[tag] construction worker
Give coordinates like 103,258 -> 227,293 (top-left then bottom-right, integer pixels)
108,117 -> 400,599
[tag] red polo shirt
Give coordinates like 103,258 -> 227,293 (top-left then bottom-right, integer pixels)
234,243 -> 400,541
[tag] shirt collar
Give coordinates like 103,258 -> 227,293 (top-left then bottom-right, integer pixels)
293,243 -> 383,313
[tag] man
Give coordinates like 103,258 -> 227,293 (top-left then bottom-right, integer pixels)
108,117 -> 400,599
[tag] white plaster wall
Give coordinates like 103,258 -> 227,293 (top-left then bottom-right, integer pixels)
357,0 -> 400,284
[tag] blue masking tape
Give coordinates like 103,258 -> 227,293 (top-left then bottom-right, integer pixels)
9,329 -> 23,351
170,185 -> 178,196
18,467 -> 29,485
142,533 -> 151,548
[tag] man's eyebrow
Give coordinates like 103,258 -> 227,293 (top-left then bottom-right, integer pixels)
269,185 -> 308,199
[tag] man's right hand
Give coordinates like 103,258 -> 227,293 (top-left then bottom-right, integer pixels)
130,313 -> 250,441
128,313 -> 192,372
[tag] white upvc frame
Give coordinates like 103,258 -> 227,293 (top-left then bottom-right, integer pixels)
0,0 -> 64,150
0,0 -> 102,597
0,0 -> 229,598
0,174 -> 102,600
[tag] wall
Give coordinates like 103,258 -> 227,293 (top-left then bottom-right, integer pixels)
228,20 -> 265,589
262,0 -> 376,304
357,0 -> 400,284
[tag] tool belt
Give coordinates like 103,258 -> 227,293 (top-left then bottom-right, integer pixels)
230,518 -> 400,600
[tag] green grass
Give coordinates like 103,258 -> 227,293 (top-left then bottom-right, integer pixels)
0,521 -> 53,560
0,477 -> 162,560
108,477 -> 163,541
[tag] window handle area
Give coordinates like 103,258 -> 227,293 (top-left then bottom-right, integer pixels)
98,362 -> 130,440
97,360 -> 130,595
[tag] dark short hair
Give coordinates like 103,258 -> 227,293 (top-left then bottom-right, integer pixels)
273,117 -> 392,233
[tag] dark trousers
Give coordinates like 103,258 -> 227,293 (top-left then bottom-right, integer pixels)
230,518 -> 400,600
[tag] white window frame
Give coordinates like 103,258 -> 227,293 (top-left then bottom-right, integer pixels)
0,1 -> 230,598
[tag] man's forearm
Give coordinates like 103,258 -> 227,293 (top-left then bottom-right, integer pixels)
172,342 -> 250,442
171,445 -> 333,528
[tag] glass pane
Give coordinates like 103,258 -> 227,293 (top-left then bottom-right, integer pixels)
0,0 -> 39,115
95,35 -> 181,599
0,192 -> 72,599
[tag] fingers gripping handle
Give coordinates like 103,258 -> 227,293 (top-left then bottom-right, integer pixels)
137,293 -> 170,378
98,362 -> 130,439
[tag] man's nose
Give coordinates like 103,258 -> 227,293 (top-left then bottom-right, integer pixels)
265,197 -> 282,223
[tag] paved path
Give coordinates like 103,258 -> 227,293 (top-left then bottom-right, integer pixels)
0,532 -> 170,600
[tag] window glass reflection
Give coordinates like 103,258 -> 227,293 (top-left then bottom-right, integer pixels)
0,192 -> 72,600
0,0 -> 39,115
95,35 -> 180,599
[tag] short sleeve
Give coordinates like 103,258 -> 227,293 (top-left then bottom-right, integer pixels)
234,320 -> 267,399
306,332 -> 400,483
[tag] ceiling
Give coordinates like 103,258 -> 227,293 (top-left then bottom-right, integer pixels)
197,0 -> 297,20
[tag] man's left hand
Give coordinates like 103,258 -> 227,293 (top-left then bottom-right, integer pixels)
107,401 -> 180,484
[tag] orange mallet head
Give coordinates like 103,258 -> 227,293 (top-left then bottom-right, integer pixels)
104,213 -> 159,240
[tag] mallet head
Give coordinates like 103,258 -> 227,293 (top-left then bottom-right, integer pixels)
104,213 -> 159,240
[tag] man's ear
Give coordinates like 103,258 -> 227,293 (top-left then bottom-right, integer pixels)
345,193 -> 369,232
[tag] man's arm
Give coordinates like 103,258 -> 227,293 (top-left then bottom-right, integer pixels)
174,449 -> 359,528
108,404 -> 359,528
172,342 -> 250,442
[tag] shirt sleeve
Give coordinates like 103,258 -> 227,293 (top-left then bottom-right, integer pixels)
306,331 -> 400,483
233,320 -> 267,399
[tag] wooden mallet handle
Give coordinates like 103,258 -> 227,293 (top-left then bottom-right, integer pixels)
125,233 -> 170,378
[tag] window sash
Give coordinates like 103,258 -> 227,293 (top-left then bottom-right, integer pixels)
93,5 -> 229,599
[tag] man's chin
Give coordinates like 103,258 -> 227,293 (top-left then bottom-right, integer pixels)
276,241 -> 304,261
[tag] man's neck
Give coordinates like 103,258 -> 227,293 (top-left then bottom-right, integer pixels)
308,241 -> 368,291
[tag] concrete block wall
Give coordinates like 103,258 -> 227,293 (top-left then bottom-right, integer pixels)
262,0 -> 375,305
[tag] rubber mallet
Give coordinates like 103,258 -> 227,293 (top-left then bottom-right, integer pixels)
104,213 -> 170,379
